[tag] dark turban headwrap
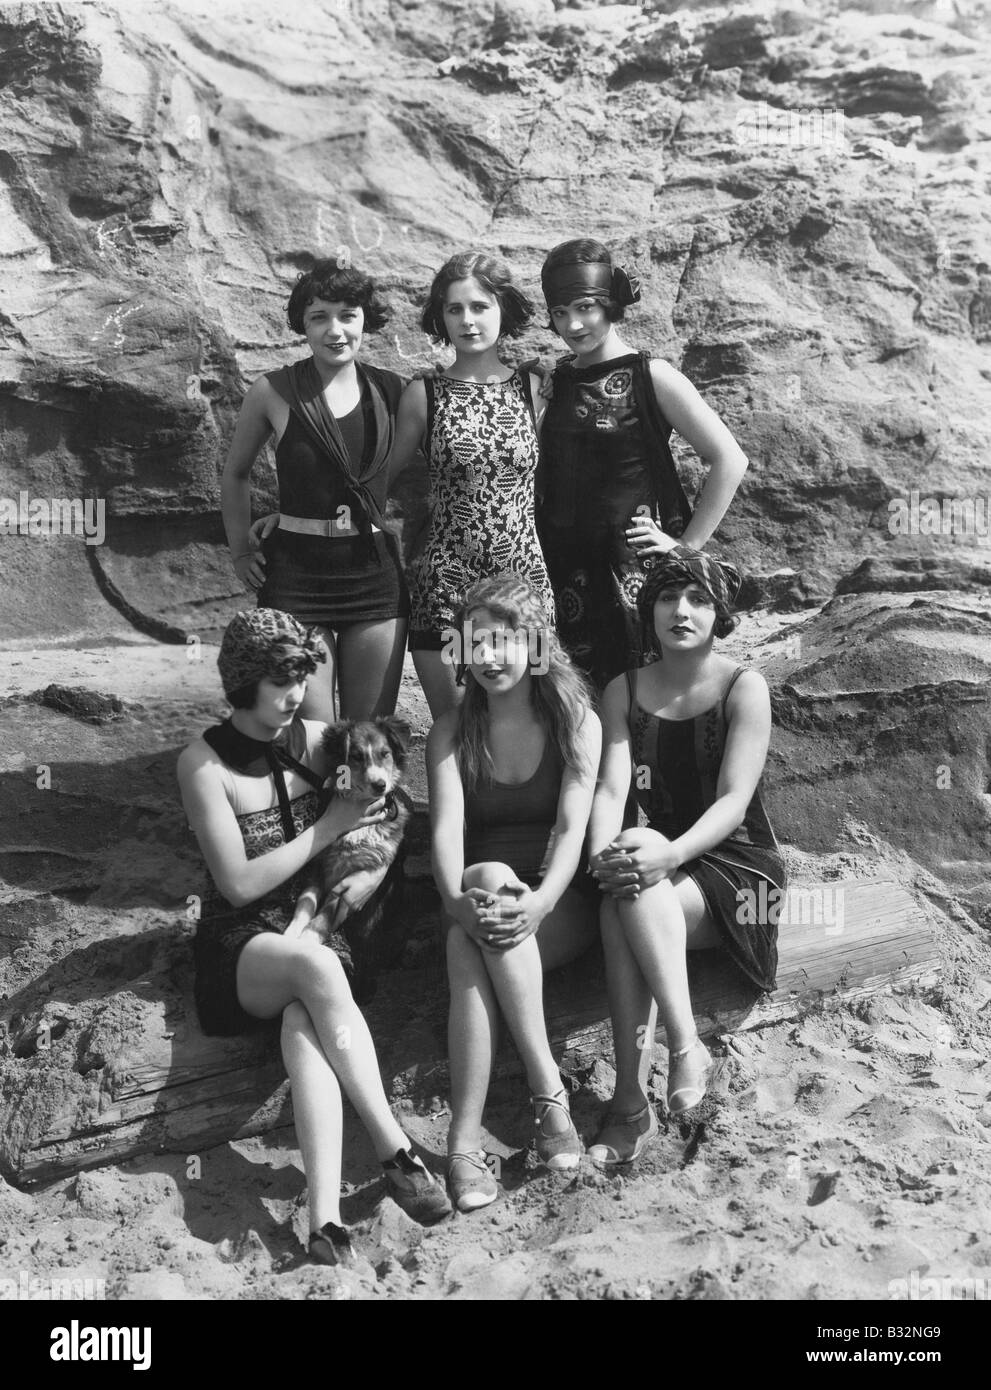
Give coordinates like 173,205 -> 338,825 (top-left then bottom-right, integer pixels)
217,608 -> 327,698
541,259 -> 641,313
636,545 -> 743,648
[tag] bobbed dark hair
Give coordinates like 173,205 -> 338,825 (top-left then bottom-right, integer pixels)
287,262 -> 390,335
420,251 -> 533,344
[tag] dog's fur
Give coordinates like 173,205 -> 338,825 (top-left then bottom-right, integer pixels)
288,718 -> 411,958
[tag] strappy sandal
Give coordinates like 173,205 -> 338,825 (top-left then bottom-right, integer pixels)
531,1089 -> 582,1171
667,1036 -> 712,1116
447,1150 -> 498,1212
587,1102 -> 658,1168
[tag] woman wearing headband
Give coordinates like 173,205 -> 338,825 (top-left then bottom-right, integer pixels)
587,547 -> 785,1167
178,609 -> 451,1261
222,262 -> 409,722
537,239 -> 749,690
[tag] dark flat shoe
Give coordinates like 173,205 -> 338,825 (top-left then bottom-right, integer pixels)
308,1221 -> 358,1268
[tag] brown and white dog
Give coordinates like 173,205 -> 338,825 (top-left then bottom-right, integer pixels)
286,718 -> 411,966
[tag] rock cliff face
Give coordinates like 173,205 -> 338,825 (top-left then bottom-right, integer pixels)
2,0 -> 989,641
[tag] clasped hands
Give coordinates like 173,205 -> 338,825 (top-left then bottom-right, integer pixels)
590,828 -> 681,899
453,876 -> 548,953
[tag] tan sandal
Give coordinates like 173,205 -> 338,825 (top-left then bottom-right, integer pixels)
667,1036 -> 712,1115
588,1103 -> 658,1168
531,1090 -> 582,1171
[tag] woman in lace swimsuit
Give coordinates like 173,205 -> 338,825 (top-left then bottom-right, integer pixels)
178,609 -> 451,1264
391,251 -> 555,718
537,239 -> 750,691
587,547 -> 786,1168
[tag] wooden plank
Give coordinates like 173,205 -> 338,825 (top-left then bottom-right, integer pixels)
546,878 -> 939,1064
0,878 -> 938,1185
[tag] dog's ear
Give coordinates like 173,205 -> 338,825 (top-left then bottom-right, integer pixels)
376,716 -> 411,768
322,720 -> 353,786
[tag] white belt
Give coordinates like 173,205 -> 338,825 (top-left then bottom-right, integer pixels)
278,515 -> 382,539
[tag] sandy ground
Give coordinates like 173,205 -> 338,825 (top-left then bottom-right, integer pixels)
1,621 -> 990,1305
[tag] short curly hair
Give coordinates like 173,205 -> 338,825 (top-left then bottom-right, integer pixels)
287,262 -> 390,335
420,250 -> 533,344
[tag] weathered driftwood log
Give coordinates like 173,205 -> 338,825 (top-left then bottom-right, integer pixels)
547,877 -> 940,1066
0,878 -> 937,1186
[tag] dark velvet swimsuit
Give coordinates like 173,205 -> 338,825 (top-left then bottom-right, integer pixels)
256,372 -> 410,628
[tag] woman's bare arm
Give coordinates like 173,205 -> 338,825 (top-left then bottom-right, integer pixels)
221,378 -> 277,589
650,359 -> 748,548
178,742 -> 380,909
389,378 -> 428,484
532,710 -> 601,909
588,676 -> 633,861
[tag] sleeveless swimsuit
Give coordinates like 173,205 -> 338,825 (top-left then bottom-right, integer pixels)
408,371 -> 555,649
463,738 -> 597,900
538,351 -> 692,689
626,665 -> 785,992
257,366 -> 409,628
190,718 -> 394,1035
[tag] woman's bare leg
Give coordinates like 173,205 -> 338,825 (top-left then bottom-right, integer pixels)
612,874 -> 719,1050
337,617 -> 408,719
601,895 -> 657,1112
237,936 -> 406,1159
300,624 -> 338,722
413,649 -> 463,720
446,922 -> 500,1154
465,863 -> 596,1121
281,1001 -> 344,1228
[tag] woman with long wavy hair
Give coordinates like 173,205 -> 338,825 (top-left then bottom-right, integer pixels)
426,576 -> 601,1211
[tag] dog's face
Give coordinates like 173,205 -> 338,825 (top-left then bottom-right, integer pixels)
321,717 -> 410,799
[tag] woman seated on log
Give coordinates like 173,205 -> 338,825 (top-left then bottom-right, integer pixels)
222,262 -> 409,722
426,576 -> 601,1212
587,546 -> 786,1167
177,608 -> 451,1264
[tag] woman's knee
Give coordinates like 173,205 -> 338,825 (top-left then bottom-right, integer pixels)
289,942 -> 353,1006
462,861 -> 515,894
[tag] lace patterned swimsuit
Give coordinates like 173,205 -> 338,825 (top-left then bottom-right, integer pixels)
408,372 -> 555,648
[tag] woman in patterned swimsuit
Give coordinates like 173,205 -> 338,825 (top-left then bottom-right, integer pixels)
178,609 -> 451,1264
587,548 -> 786,1168
537,239 -> 750,691
392,251 -> 555,717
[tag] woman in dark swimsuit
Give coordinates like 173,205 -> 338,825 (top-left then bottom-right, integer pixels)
588,547 -> 786,1168
221,262 -> 408,721
178,609 -> 451,1263
537,239 -> 750,691
426,576 -> 601,1211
